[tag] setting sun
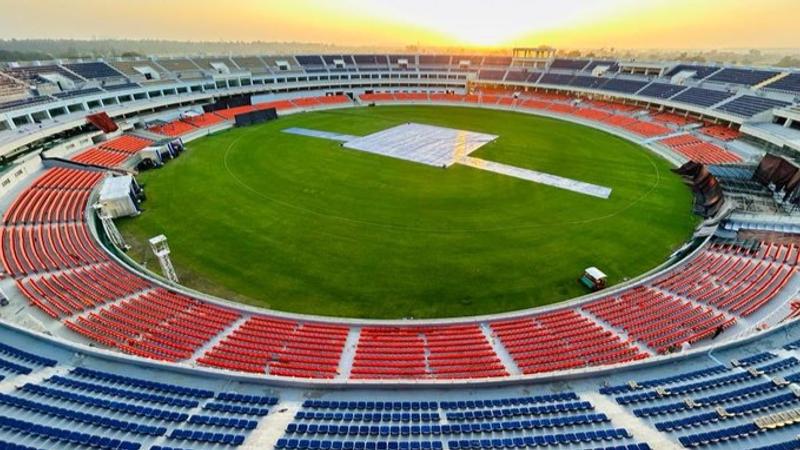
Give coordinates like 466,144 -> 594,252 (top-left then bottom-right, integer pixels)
0,0 -> 798,49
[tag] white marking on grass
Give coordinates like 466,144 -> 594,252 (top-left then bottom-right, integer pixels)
282,127 -> 359,142
459,156 -> 612,199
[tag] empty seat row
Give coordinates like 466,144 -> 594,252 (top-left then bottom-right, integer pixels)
295,412 -> 440,423
277,439 -> 442,450
0,416 -> 142,449
491,309 -> 647,374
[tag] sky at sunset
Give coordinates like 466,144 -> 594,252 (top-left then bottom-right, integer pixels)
0,0 -> 797,49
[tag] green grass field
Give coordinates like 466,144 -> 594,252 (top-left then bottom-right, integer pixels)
117,105 -> 698,319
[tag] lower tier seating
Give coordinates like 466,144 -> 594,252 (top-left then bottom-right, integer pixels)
17,262 -> 150,318
351,325 -> 507,380
0,223 -> 106,276
182,112 -> 225,128
650,112 -> 696,126
72,147 -> 132,168
584,286 -> 734,354
700,125 -> 741,141
65,288 -> 240,362
198,317 -> 349,378
98,135 -> 153,154
491,310 -> 648,374
149,120 -> 198,137
659,134 -> 742,164
653,241 -> 798,317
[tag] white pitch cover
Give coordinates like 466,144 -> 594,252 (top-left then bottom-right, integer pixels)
342,123 -> 498,167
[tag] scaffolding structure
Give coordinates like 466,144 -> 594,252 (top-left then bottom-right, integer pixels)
149,234 -> 179,283
95,205 -> 129,251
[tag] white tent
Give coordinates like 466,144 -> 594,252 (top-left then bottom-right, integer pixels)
97,175 -> 138,218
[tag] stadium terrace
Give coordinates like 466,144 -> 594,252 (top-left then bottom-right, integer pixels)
1,48 -> 800,449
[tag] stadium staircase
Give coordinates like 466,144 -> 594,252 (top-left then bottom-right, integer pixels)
756,72 -> 792,91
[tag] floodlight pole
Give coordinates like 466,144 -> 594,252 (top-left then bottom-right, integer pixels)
94,205 -> 129,251
149,234 -> 179,283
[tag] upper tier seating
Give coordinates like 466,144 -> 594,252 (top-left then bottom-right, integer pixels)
65,62 -> 124,79
478,70 -> 506,81
326,55 -> 358,68
0,73 -> 27,101
353,55 -> 389,68
569,75 -> 604,89
0,95 -> 52,112
601,78 -> 649,94
231,56 -> 270,74
4,64 -> 83,84
584,60 -> 620,72
104,81 -> 141,91
671,88 -> 735,108
504,70 -> 539,83
156,58 -> 205,79
482,56 -> 512,67
539,73 -> 574,86
296,55 -> 326,70
261,56 -> 304,73
192,57 -> 239,73
765,73 -> 800,94
418,55 -> 451,69
550,59 -> 590,71
109,60 -> 170,81
665,64 -> 720,79
53,87 -> 103,99
715,95 -> 792,118
638,83 -> 687,99
707,68 -> 780,86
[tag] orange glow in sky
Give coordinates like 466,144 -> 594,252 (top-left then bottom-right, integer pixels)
0,0 -> 797,49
